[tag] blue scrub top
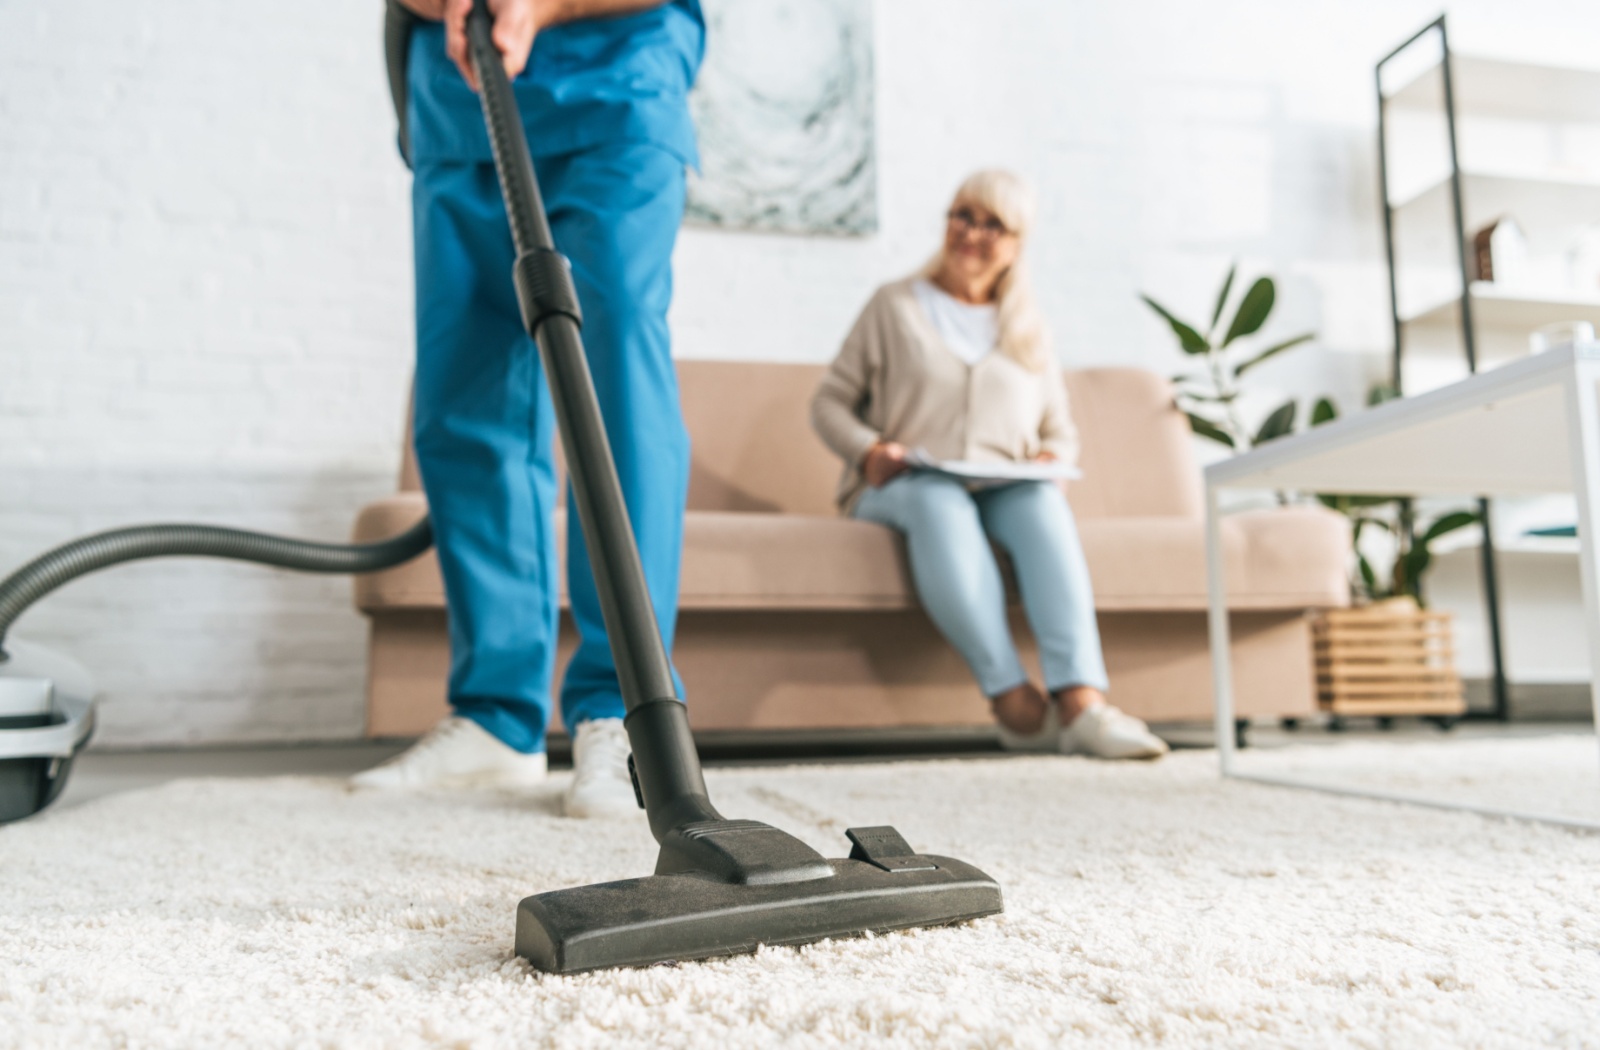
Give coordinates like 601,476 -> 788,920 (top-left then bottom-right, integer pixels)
407,0 -> 704,167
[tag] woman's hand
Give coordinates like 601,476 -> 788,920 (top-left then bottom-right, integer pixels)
863,441 -> 910,488
1034,450 -> 1057,463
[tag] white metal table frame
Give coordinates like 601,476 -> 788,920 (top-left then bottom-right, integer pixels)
1205,344 -> 1600,828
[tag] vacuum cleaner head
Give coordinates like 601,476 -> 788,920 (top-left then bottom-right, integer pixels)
516,822 -> 1003,973
0,640 -> 95,825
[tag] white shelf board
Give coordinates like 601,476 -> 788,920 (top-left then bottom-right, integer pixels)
1402,282 -> 1600,331
1391,170 -> 1600,229
1432,534 -> 1580,556
1387,54 -> 1600,122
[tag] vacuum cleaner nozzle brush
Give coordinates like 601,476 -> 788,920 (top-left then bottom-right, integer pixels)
515,823 -> 1003,973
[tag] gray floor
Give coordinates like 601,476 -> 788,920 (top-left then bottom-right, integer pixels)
54,717 -> 1595,812
57,741 -> 412,809
54,729 -> 1002,810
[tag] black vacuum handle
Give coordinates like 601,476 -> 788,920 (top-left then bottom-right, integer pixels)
465,0 -> 717,836
466,2 -> 549,257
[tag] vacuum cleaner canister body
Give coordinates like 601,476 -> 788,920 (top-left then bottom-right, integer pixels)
0,640 -> 95,825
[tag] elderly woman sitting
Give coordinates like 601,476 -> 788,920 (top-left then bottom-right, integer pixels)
810,169 -> 1167,760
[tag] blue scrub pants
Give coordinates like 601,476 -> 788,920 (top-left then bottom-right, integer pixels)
411,143 -> 689,754
853,475 -> 1110,698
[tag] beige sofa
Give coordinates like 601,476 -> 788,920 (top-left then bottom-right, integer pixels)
352,362 -> 1350,738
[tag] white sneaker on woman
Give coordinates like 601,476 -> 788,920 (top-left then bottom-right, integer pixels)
565,718 -> 640,819
350,716 -> 548,789
1059,703 -> 1169,760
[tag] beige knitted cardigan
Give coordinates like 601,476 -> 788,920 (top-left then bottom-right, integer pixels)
810,277 -> 1080,513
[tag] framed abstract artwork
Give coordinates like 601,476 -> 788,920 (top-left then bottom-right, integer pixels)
686,0 -> 878,236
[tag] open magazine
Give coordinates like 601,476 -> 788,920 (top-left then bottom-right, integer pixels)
905,448 -> 1081,487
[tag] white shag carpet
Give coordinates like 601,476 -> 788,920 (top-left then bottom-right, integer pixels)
4,742 -> 1600,1049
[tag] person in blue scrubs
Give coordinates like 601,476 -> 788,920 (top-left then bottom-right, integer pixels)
353,0 -> 702,818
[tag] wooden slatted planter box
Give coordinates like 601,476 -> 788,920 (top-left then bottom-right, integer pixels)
1312,599 -> 1466,717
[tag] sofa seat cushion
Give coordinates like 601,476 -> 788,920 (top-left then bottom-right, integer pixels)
675,511 -> 911,609
352,494 -> 1349,614
352,496 -> 909,612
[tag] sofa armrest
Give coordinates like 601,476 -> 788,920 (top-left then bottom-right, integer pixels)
1228,505 -> 1351,609
1077,505 -> 1351,611
352,493 -> 443,613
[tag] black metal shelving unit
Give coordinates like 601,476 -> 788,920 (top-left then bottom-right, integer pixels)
1375,14 -> 1510,721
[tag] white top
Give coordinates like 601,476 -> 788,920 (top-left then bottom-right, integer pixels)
912,278 -> 997,365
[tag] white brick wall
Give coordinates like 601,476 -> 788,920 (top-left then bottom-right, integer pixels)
1,1 -> 410,745
3,0 -> 1598,746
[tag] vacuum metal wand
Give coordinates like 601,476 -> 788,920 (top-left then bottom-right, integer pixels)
465,1 -> 717,839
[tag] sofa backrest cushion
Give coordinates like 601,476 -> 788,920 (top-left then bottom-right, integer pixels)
674,361 -> 1202,519
1062,367 -> 1204,519
678,361 -> 840,516
399,361 -> 1201,519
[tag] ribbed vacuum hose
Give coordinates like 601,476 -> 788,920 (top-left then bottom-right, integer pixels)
0,517 -> 433,661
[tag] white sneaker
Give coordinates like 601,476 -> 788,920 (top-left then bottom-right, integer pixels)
1059,703 -> 1170,760
564,717 -> 640,819
350,716 -> 548,790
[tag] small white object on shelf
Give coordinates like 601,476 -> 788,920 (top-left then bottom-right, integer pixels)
1529,321 -> 1596,355
1570,223 -> 1600,295
906,448 -> 1081,487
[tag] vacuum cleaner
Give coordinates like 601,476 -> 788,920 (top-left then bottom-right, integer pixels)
0,0 -> 1003,973
0,523 -> 433,826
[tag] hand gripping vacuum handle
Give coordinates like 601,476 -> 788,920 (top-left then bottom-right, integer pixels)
465,0 -> 717,840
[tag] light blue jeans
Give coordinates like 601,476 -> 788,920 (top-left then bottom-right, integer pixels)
853,474 -> 1109,698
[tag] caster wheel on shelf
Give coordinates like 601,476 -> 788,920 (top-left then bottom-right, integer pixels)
1377,716 -> 1395,731
1280,717 -> 1301,731
1327,715 -> 1348,733
1427,716 -> 1460,731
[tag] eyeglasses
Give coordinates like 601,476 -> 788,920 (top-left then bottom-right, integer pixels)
947,207 -> 1012,240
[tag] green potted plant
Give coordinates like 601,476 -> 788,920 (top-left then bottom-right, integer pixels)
1140,264 -> 1315,451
